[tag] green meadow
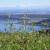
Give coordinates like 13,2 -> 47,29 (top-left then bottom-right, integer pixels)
0,31 -> 50,50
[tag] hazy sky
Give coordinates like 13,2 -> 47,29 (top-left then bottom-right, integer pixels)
0,0 -> 50,9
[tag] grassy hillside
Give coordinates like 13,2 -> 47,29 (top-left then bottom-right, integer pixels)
0,32 -> 50,50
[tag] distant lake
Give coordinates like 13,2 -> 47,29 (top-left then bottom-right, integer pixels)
0,14 -> 50,32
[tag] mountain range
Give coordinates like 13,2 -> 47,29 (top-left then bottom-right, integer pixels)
0,7 -> 50,14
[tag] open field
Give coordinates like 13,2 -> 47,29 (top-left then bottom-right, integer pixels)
0,32 -> 50,50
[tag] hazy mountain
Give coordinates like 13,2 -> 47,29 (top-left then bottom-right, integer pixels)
0,7 -> 50,14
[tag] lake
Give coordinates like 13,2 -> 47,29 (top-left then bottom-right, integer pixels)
0,14 -> 50,32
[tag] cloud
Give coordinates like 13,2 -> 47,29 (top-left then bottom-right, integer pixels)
0,3 -> 50,8
17,3 -> 50,8
0,4 -> 16,8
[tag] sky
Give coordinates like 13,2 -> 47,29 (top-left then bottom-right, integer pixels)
0,0 -> 50,9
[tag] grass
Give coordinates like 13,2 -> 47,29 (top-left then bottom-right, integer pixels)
0,32 -> 50,50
